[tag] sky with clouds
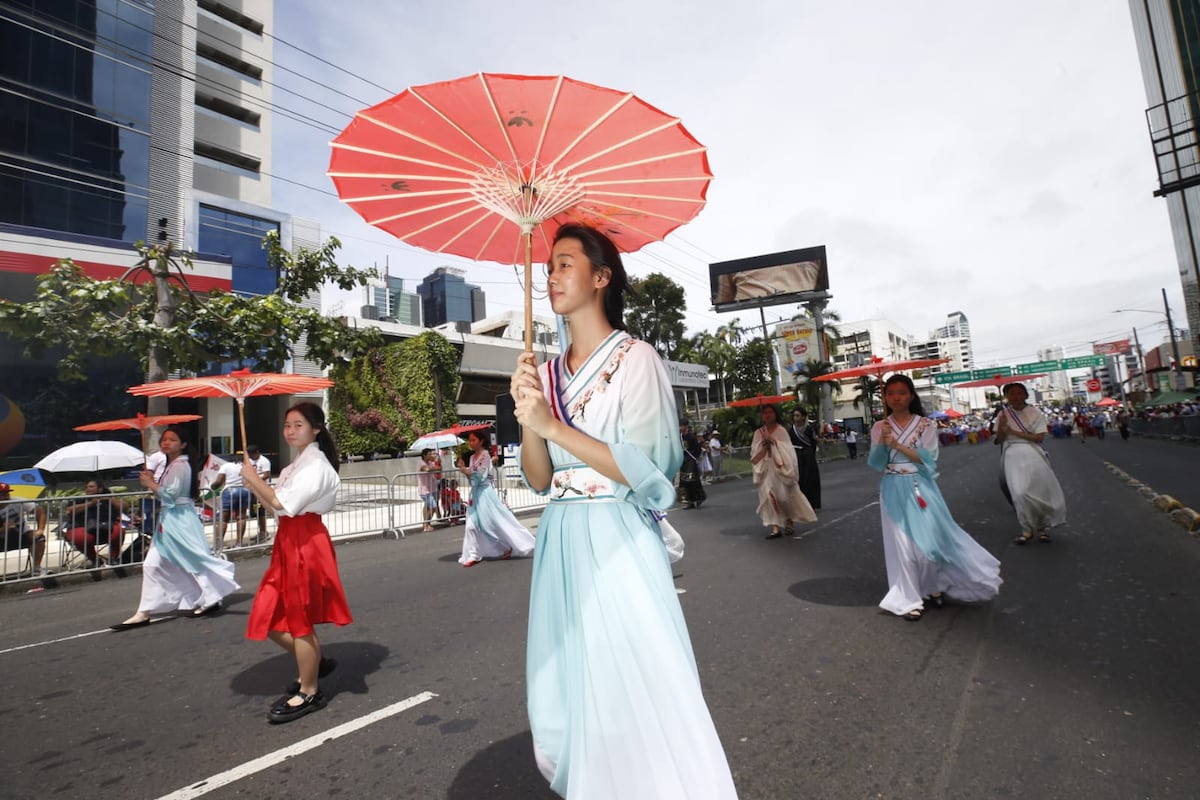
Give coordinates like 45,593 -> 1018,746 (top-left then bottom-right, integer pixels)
270,0 -> 1186,369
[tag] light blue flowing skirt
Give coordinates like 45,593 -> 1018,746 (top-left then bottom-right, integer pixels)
878,472 -> 1001,615
527,499 -> 737,799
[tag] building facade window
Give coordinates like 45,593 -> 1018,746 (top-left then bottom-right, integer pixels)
198,205 -> 279,296
0,0 -> 154,241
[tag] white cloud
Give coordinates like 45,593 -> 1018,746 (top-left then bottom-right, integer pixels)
273,0 -> 1187,368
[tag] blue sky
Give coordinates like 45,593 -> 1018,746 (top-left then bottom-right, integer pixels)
270,1 -> 1185,367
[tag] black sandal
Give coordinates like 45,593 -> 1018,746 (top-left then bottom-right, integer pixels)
286,657 -> 338,695
1014,532 -> 1033,545
903,609 -> 922,622
1037,531 -> 1052,543
927,593 -> 945,608
765,529 -> 783,539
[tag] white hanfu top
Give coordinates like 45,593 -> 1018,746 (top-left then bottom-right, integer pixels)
273,443 -> 339,517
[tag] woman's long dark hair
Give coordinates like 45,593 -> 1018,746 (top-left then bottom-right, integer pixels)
883,375 -> 925,417
288,402 -> 340,472
552,223 -> 633,331
164,425 -> 202,497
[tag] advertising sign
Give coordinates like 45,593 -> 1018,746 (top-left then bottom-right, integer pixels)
777,321 -> 821,384
1093,339 -> 1131,356
710,246 -> 830,313
1085,378 -> 1102,392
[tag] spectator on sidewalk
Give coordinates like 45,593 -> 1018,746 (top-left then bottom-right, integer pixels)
62,478 -> 127,567
417,448 -> 440,532
0,482 -> 47,577
707,430 -> 724,482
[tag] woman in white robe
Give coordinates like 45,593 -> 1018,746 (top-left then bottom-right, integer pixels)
996,382 -> 1067,543
457,431 -> 535,566
511,224 -> 737,799
868,376 -> 1002,621
751,404 -> 817,538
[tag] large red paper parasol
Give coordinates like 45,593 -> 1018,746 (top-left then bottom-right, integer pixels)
812,356 -> 951,382
128,369 -> 333,459
75,413 -> 203,453
726,393 -> 798,408
328,72 -> 712,350
952,373 -> 1046,389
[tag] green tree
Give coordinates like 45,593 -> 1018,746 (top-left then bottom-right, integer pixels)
328,331 -> 460,457
626,273 -> 687,359
853,376 -> 883,421
793,359 -> 841,424
731,337 -> 775,398
0,233 -> 381,383
693,330 -> 737,405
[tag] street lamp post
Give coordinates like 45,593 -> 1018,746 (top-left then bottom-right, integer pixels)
1113,288 -> 1185,392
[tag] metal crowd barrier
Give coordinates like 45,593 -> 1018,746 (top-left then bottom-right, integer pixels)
3,451 -> 786,586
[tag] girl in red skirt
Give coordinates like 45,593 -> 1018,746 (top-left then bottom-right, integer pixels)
241,402 -> 352,724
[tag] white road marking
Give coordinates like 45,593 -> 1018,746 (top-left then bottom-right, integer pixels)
156,691 -> 439,800
0,624 -> 159,655
791,500 -> 879,541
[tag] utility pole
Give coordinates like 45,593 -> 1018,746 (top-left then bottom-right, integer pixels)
1162,287 -> 1184,390
1131,326 -> 1146,393
757,302 -> 781,395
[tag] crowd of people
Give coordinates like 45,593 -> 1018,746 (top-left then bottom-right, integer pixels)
20,221 -> 1187,799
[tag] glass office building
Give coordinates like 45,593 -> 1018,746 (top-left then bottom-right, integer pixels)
0,0 -> 154,243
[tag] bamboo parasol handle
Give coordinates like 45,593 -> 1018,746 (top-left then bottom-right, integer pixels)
523,230 -> 534,353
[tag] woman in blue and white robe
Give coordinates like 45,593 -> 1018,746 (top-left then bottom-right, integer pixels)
511,224 -> 737,799
457,432 -> 535,566
869,375 -> 1002,620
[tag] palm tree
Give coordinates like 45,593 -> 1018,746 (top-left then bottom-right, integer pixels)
852,376 -> 883,421
717,318 -> 745,347
793,359 -> 840,423
695,331 -> 737,406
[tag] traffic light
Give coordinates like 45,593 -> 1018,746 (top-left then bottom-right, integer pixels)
157,217 -> 169,242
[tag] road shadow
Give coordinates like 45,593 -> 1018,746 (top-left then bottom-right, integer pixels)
788,575 -> 880,606
230,640 -> 390,699
447,731 -> 558,800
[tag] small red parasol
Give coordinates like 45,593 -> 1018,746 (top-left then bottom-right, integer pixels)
726,394 -> 798,408
128,369 -> 333,460
75,413 -> 203,454
329,72 -> 712,351
812,355 -> 951,382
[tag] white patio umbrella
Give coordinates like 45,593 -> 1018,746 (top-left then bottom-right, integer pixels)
34,440 -> 147,473
408,432 -> 465,452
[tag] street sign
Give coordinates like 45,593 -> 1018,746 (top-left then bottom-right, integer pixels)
971,366 -> 1012,379
934,370 -> 973,385
1015,360 -> 1059,375
1061,355 -> 1105,369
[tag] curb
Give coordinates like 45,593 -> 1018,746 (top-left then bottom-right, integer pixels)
1104,462 -> 1200,535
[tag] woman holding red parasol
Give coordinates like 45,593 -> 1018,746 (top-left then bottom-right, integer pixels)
240,402 -> 352,724
510,225 -> 736,797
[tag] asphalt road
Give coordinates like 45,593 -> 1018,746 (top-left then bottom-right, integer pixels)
2,434 -> 1198,799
